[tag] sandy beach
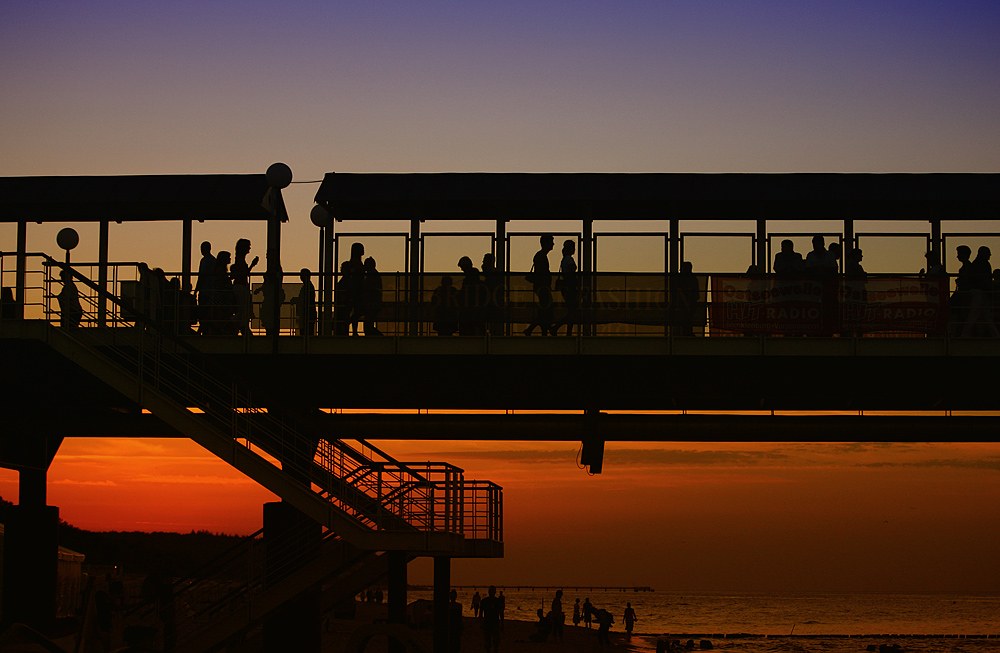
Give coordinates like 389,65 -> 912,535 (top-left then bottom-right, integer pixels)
323,602 -> 649,653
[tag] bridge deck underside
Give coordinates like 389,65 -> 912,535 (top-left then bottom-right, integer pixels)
2,335 -> 996,418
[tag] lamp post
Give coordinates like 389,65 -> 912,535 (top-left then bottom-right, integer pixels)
310,205 -> 334,335
56,228 -> 79,265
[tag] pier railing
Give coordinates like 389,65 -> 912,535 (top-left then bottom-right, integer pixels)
4,253 -> 992,338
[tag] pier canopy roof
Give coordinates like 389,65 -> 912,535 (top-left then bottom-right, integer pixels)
0,174 -> 275,222
314,172 -> 1000,221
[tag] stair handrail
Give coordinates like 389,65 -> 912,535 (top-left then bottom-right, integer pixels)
38,257 -> 499,538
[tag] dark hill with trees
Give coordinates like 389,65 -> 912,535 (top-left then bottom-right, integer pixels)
2,496 -> 246,577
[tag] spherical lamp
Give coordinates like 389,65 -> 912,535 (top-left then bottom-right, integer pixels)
310,204 -> 333,228
56,228 -> 79,251
266,162 -> 293,189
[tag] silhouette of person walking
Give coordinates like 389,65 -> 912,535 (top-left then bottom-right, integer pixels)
964,246 -> 999,337
550,589 -> 565,642
479,586 -> 501,653
195,241 -> 215,334
471,590 -> 481,617
210,251 -> 235,335
231,238 -> 259,336
344,243 -> 366,335
432,276 -> 460,336
773,239 -> 804,277
573,598 -> 581,626
670,261 -> 700,336
623,602 -> 637,637
482,253 -> 505,335
362,257 -> 384,336
58,268 -> 83,328
583,597 -> 593,628
458,256 -> 484,336
552,240 -> 580,336
294,268 -> 317,336
951,245 -> 974,337
449,589 -> 464,653
523,235 -> 554,335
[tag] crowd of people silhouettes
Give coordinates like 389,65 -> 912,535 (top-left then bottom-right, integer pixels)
38,233 -> 1000,339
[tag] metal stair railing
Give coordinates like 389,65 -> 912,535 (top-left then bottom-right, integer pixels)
122,527 -> 381,652
30,256 -> 502,545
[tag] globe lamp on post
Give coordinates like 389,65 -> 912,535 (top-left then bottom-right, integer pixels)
56,228 -> 79,265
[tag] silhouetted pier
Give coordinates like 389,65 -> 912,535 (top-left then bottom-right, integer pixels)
2,170 -> 999,653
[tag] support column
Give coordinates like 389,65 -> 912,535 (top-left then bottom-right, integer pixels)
324,224 -> 335,335
408,219 -> 421,335
756,219 -> 767,272
16,220 -> 26,319
582,214 -> 594,335
930,218 -> 942,269
98,220 -> 109,326
262,501 -> 322,653
843,218 -> 855,257
668,217 -> 680,274
387,551 -> 408,653
1,435 -> 63,631
266,212 -> 282,349
433,556 -> 451,653
181,219 -> 193,292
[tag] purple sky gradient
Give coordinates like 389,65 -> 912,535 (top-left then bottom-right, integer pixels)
2,1 -> 999,269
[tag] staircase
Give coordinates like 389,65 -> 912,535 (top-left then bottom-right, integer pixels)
24,259 -> 502,554
3,257 -> 502,649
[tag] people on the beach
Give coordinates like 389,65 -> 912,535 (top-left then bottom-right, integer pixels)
583,597 -> 593,628
471,590 -> 482,617
528,608 -> 552,643
573,598 -> 581,626
550,589 -> 565,642
480,585 -> 501,653
449,589 -> 464,653
594,607 -> 613,648
624,602 -> 637,637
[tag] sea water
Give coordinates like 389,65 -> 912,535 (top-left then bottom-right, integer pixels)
411,590 -> 1000,652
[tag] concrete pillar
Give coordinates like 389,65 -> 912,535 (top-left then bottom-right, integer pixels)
756,219 -> 767,271
433,556 -> 451,653
262,501 -> 322,653
387,551 -> 408,653
181,219 -> 193,292
668,218 -> 680,274
2,504 -> 59,630
408,219 -> 421,335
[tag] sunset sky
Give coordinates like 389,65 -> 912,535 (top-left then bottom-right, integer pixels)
2,1 -> 1000,593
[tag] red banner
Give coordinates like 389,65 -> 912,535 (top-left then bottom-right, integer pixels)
711,276 -> 949,335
